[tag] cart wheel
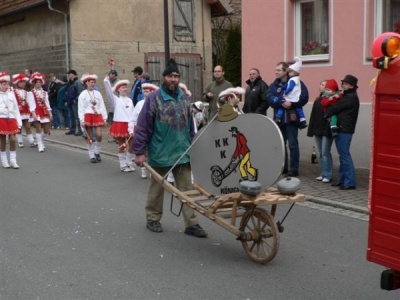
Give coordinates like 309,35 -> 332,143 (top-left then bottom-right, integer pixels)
239,207 -> 279,264
210,166 -> 224,187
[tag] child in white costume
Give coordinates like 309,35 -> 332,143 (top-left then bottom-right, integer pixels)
78,74 -> 107,163
0,72 -> 22,169
27,72 -> 53,153
132,82 -> 159,178
274,57 -> 307,129
104,77 -> 135,172
12,73 -> 36,148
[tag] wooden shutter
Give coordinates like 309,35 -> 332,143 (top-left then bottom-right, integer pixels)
173,0 -> 195,42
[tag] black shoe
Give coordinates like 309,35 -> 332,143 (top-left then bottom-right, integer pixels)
331,182 -> 343,187
65,131 -> 75,135
286,170 -> 299,177
90,158 -> 97,163
185,224 -> 208,237
95,154 -> 102,162
146,220 -> 163,233
299,121 -> 308,129
74,132 -> 83,136
339,186 -> 356,190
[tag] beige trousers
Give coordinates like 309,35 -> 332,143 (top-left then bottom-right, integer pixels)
146,164 -> 198,228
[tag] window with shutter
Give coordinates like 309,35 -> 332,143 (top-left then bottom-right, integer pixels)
173,0 -> 195,42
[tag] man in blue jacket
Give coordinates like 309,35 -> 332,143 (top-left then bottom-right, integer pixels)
267,61 -> 309,177
65,70 -> 84,136
133,59 -> 207,238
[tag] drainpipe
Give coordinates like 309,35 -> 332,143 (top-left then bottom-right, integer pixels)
47,0 -> 70,71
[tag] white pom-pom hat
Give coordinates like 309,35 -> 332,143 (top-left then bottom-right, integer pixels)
141,82 -> 158,92
12,73 -> 29,84
81,73 -> 98,84
218,87 -> 245,99
179,82 -> 192,97
0,72 -> 11,83
112,79 -> 130,93
29,72 -> 46,84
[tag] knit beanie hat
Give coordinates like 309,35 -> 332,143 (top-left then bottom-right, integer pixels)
325,79 -> 339,92
162,59 -> 180,76
288,56 -> 302,73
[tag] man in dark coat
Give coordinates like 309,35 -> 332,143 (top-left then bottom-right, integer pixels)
326,74 -> 360,190
243,68 -> 269,115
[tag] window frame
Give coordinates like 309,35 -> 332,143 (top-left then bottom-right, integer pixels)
295,0 -> 331,62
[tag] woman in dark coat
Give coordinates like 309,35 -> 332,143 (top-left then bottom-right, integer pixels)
307,80 -> 333,183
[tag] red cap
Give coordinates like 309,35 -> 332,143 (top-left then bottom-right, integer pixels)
325,79 -> 339,92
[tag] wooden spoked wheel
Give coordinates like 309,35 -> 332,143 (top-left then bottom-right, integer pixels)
239,207 -> 280,264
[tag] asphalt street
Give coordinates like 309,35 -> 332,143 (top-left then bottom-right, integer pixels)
0,139 -> 391,300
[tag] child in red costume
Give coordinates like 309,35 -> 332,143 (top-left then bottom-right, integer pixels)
321,79 -> 343,136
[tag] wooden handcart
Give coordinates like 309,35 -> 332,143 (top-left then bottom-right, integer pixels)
144,162 -> 305,264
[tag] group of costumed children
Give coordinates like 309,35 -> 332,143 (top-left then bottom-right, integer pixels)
0,69 -> 210,175
0,71 -> 52,169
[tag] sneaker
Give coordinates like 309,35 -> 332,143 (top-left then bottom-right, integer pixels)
316,176 -> 323,181
322,178 -> 332,183
30,142 -> 37,148
121,166 -> 133,172
38,147 -> 44,153
146,220 -> 163,233
184,224 -> 208,238
128,165 -> 136,172
74,131 -> 83,136
141,168 -> 147,179
1,162 -> 10,169
95,154 -> 102,162
18,142 -> 24,148
90,158 -> 97,163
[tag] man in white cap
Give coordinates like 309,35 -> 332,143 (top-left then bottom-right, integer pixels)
133,59 -> 208,238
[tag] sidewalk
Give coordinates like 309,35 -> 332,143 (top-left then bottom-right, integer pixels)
44,127 -> 370,215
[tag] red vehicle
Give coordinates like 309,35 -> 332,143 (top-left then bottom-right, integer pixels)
368,32 -> 400,290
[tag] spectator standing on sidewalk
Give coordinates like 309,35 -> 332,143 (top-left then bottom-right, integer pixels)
133,59 -> 208,237
106,69 -> 119,124
78,74 -> 107,163
307,79 -> 334,183
23,69 -> 33,91
0,72 -> 22,169
203,65 -> 233,122
326,74 -> 360,190
12,73 -> 36,148
56,76 -> 70,130
243,68 -> 269,115
65,70 -> 84,136
130,66 -> 143,106
48,73 -> 63,129
266,61 -> 309,177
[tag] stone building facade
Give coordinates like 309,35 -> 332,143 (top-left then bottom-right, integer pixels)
0,0 -> 232,99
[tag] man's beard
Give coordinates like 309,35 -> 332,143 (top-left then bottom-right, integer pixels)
165,82 -> 178,91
